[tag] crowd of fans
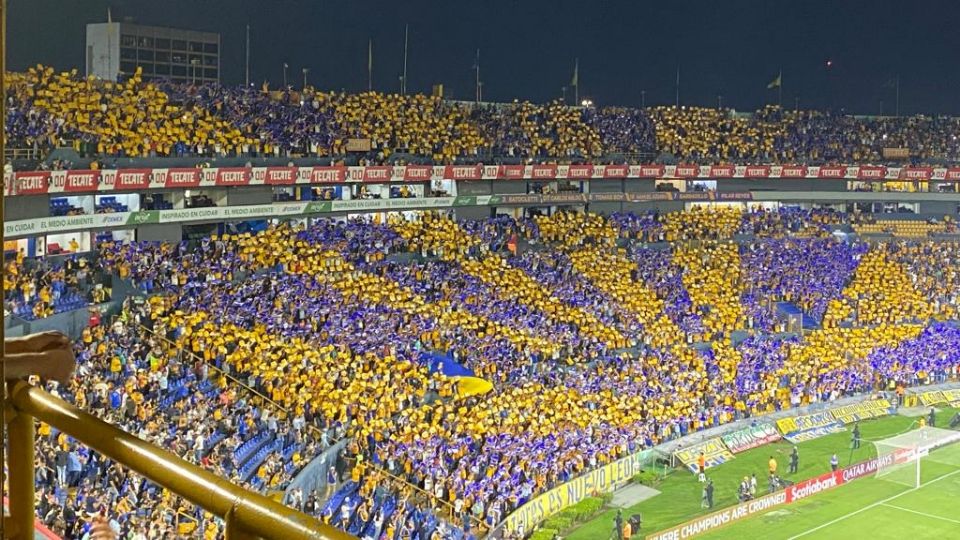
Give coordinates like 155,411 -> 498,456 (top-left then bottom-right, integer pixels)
16,206 -> 960,540
10,65 -> 960,163
4,252 -> 107,320
35,299 -> 329,538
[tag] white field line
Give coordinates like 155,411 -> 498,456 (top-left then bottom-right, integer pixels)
786,468 -> 960,539
880,503 -> 960,525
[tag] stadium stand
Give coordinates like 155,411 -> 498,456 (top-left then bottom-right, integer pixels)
9,65 -> 960,164
4,254 -> 107,320
19,206 -> 960,539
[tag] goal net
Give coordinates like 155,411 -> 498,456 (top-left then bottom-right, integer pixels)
874,426 -> 960,488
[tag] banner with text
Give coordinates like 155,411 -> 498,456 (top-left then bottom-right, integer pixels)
829,399 -> 894,424
721,424 -> 782,454
645,491 -> 788,540
785,469 -> 845,503
673,438 -> 736,474
502,449 -> 653,534
8,163 -> 960,196
941,389 -> 960,405
918,391 -> 946,406
776,411 -> 845,443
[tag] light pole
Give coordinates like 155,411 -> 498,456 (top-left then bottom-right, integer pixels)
190,58 -> 200,84
283,62 -> 289,87
717,94 -> 723,110
302,68 -> 309,89
641,90 -> 646,108
1,0 -> 9,532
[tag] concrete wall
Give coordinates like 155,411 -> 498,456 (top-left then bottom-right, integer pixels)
919,200 -> 960,216
491,182 -> 528,195
590,180 -> 624,193
6,196 -> 50,220
624,179 -> 656,193
15,301 -> 120,340
226,187 -> 273,206
455,206 -> 493,220
723,179 -> 847,192
283,439 -> 349,503
137,223 -> 183,242
458,181 -> 493,196
752,191 -> 960,202
589,202 -> 622,215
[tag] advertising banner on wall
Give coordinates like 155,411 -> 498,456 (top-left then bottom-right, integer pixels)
673,438 -> 736,474
721,424 -> 782,454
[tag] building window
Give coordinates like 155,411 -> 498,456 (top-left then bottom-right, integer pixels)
120,47 -> 136,60
154,64 -> 170,75
120,34 -> 136,47
171,65 -> 187,77
171,53 -> 187,64
189,41 -> 204,52
138,63 -> 155,74
155,51 -> 170,63
137,49 -> 155,61
119,61 -> 137,73
203,68 -> 217,79
155,38 -> 170,49
204,42 -> 218,54
203,55 -> 217,66
137,37 -> 154,48
171,39 -> 187,50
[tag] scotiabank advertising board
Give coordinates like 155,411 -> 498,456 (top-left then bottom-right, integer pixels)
646,446 -> 913,539
785,470 -> 844,503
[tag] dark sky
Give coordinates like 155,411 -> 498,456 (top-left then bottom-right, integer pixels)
9,0 -> 960,115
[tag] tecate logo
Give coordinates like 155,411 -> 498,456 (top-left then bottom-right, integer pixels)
68,174 -> 97,188
268,170 -> 295,182
219,171 -> 247,184
168,172 -> 196,185
18,176 -> 46,191
118,173 -> 147,187
313,169 -> 341,182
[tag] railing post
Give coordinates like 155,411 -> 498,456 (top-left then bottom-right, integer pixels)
7,381 -> 36,540
224,506 -> 259,540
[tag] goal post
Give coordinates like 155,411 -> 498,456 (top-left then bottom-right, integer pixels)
874,427 -> 960,489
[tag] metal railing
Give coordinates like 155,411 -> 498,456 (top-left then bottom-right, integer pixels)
5,379 -> 356,540
140,319 -> 483,534
3,147 -> 42,161
136,321 -> 340,447
360,460 -> 488,535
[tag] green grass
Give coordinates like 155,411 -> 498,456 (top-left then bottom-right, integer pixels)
564,409 -> 959,540
699,443 -> 960,539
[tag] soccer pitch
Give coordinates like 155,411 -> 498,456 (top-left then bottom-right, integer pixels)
565,409 -> 960,540
699,443 -> 960,539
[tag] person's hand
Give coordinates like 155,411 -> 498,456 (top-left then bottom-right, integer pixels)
36,347 -> 77,384
88,515 -> 118,540
17,331 -> 70,353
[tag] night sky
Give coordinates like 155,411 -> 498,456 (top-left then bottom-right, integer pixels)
8,0 -> 960,115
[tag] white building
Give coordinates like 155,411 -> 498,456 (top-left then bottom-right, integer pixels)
86,21 -> 220,84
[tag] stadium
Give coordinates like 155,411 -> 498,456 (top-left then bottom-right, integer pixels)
2,1 -> 960,539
